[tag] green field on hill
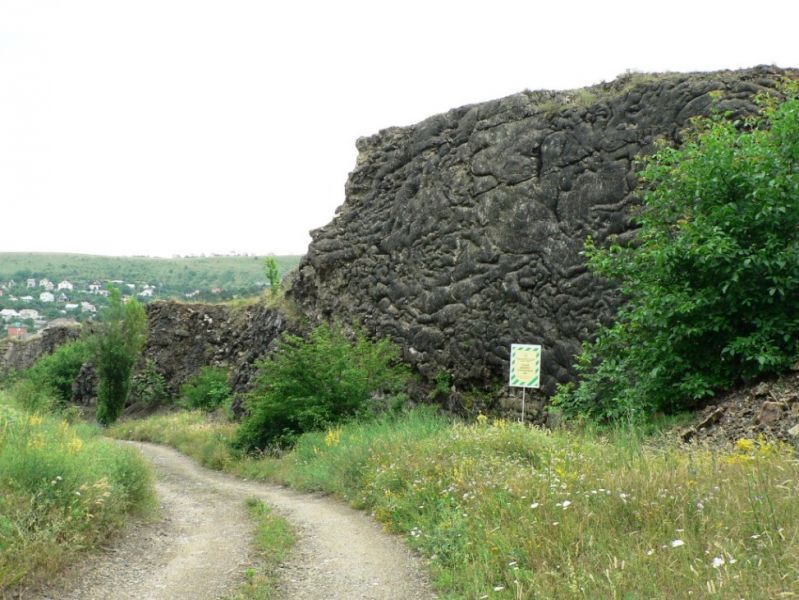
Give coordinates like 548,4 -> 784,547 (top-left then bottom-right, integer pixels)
0,253 -> 301,293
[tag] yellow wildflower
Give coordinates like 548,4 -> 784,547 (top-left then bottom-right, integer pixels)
27,433 -> 45,451
325,427 -> 341,447
735,438 -> 755,453
28,413 -> 43,427
67,436 -> 84,454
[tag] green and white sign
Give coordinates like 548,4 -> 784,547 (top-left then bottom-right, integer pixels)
509,344 -> 541,388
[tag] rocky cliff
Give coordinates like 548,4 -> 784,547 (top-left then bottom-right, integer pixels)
0,321 -> 82,375
141,301 -> 289,403
289,66 -> 797,412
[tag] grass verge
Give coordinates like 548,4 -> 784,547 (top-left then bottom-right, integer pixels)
0,391 -> 156,591
108,408 -> 799,599
229,498 -> 296,600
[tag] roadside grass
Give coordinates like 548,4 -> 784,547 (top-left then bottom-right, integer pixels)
0,391 -> 156,591
108,408 -> 799,599
229,498 -> 296,600
108,410 -> 238,471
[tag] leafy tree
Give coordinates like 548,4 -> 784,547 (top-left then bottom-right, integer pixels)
94,287 -> 147,425
555,82 -> 799,420
234,323 -> 409,451
264,256 -> 280,297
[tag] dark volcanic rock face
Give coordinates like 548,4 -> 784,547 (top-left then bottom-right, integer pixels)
0,322 -> 82,374
142,301 -> 289,400
289,67 -> 796,400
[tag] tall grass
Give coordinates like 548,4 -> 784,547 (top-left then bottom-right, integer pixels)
108,410 -> 238,471
0,392 -> 155,591
108,409 -> 799,598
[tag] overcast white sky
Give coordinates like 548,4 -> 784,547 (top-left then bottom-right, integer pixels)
2,0 -> 798,257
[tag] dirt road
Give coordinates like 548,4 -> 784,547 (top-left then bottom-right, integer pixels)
25,442 -> 435,600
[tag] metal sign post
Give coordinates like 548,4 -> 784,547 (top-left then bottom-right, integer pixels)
509,344 -> 541,424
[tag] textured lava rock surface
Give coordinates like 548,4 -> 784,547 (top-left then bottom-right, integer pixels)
142,301 -> 289,402
290,66 -> 796,401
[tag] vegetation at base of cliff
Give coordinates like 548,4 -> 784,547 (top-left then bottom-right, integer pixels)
178,366 -> 232,412
234,323 -> 410,452
108,408 -> 799,599
3,339 -> 92,413
94,288 -> 148,426
554,82 -> 799,420
229,498 -> 295,600
0,390 -> 155,591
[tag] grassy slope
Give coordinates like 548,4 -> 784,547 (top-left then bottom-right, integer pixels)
0,253 -> 301,290
108,409 -> 799,599
0,392 -> 156,591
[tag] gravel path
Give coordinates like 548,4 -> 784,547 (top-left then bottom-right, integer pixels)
21,442 -> 435,600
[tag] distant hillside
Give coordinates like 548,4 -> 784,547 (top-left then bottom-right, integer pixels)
0,253 -> 301,293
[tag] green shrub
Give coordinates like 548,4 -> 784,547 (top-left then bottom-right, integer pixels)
179,366 -> 231,412
130,359 -> 169,408
234,323 -> 410,452
4,378 -> 59,414
24,339 -> 91,404
555,82 -> 799,420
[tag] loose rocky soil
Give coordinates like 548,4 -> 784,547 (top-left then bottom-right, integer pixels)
680,370 -> 799,447
16,442 -> 435,600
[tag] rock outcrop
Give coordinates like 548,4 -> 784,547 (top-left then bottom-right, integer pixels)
680,370 -> 799,447
141,301 -> 290,405
0,320 -> 82,374
289,66 -> 797,405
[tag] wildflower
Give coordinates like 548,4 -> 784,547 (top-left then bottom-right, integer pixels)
324,427 -> 341,447
68,437 -> 84,454
476,414 -> 488,425
28,414 -> 43,427
493,586 -> 505,591
735,438 -> 755,453
646,549 -> 655,556
711,557 -> 724,568
530,502 -> 540,509
671,540 -> 685,548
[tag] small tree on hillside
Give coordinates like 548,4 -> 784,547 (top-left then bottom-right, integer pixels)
94,287 -> 148,425
264,256 -> 280,298
555,82 -> 799,420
